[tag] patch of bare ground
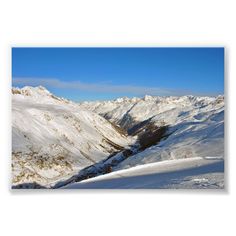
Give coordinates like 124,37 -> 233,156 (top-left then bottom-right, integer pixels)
138,124 -> 168,151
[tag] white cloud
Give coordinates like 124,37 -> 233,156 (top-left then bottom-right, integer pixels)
12,77 -> 201,96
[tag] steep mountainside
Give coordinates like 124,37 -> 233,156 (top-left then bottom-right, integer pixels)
12,86 -> 134,187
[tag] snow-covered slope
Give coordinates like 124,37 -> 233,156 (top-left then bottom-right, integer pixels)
12,86 -> 134,187
79,95 -> 224,171
64,157 -> 224,189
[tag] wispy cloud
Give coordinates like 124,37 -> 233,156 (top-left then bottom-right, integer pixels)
12,77 -> 198,96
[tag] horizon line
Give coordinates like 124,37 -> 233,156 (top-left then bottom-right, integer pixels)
12,77 -> 223,101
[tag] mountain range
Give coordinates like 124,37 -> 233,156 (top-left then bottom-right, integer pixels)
12,86 -> 224,189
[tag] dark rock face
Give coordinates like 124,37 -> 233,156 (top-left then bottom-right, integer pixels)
138,125 -> 168,151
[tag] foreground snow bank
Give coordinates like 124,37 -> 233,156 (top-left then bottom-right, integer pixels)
63,157 -> 224,189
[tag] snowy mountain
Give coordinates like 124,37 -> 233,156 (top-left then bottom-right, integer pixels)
79,94 -> 224,169
12,86 -> 134,187
12,86 -> 224,189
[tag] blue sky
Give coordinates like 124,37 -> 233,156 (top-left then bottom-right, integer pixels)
12,47 -> 224,101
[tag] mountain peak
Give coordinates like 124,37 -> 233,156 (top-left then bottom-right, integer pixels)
12,86 -> 51,96
143,95 -> 154,101
37,85 -> 49,91
11,86 -> 69,106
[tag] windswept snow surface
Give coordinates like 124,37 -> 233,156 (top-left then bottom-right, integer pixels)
64,157 -> 224,189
